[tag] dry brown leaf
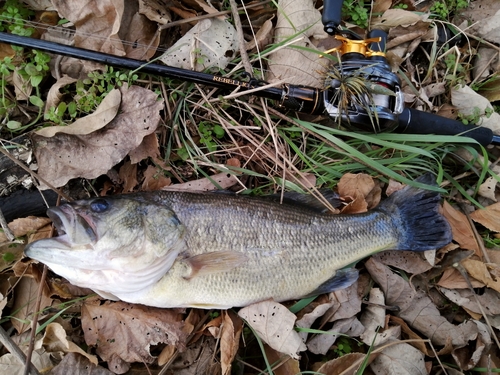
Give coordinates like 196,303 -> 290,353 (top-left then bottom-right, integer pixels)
81,300 -> 187,370
372,250 -> 434,275
128,133 -> 160,164
44,75 -> 78,115
315,352 -> 367,375
307,316 -> 365,355
0,350 -> 53,375
296,299 -> 336,342
442,201 -> 481,257
439,287 -> 500,318
160,18 -> 238,71
369,341 -> 427,375
264,344 -> 301,375
246,17 -> 274,51
477,176 -> 497,201
11,276 -> 53,334
141,165 -> 171,191
36,322 -> 98,364
462,258 -> 500,293
0,216 -> 51,242
324,281 -> 362,323
0,293 -> 7,319
37,88 -> 121,137
138,0 -> 172,25
238,300 -> 306,359
460,1 -> 500,45
366,257 -> 478,347
52,0 -> 159,60
220,310 -> 243,375
371,9 -> 425,31
470,202 -> 500,232
360,288 -> 385,346
338,173 -> 381,213
390,316 -> 431,356
48,352 -> 114,375
163,172 -> 240,191
437,268 -> 485,290
33,85 -> 163,188
118,160 -> 138,192
267,0 -> 329,87
451,85 -> 500,134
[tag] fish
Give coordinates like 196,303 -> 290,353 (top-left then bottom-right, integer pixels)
25,174 -> 452,309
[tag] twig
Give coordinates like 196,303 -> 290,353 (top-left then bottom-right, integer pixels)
0,325 -> 41,375
0,208 -> 15,241
23,265 -> 48,375
229,0 -> 253,74
159,1 -> 271,31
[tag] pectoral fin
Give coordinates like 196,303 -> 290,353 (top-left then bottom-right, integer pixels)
304,268 -> 359,297
183,251 -> 248,279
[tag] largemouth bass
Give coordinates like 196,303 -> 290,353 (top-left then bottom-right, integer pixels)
25,174 -> 452,309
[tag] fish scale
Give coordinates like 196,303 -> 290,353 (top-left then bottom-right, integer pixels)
25,174 -> 452,309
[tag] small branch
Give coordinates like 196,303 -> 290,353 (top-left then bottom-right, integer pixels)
229,0 -> 253,74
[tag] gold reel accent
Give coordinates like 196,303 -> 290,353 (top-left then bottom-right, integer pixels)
324,35 -> 386,58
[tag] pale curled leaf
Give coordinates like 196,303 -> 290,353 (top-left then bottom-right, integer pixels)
369,341 -> 427,375
267,0 -> 329,87
37,88 -> 121,137
470,202 -> 500,232
307,317 -> 364,355
365,257 -> 478,347
238,300 -> 306,359
48,352 -> 114,375
220,311 -> 243,375
36,322 -> 98,364
316,352 -> 367,375
160,18 -> 238,71
33,85 -> 163,188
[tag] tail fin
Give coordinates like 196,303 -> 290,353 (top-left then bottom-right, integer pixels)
377,174 -> 452,251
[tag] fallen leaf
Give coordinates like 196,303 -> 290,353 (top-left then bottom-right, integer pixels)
267,0 -> 329,87
442,200 -> 481,257
160,18 -> 238,71
366,257 -> 478,347
315,352 -> 367,375
37,88 -> 121,137
238,300 -> 306,359
220,310 -> 243,375
307,316 -> 365,355
128,132 -> 160,164
324,281 -> 362,323
36,322 -> 98,364
439,287 -> 500,318
462,258 -> 500,294
338,173 -> 381,213
48,352 -> 114,375
264,344 -> 301,375
11,276 -> 52,334
44,75 -> 78,116
0,351 -> 53,375
141,165 -> 171,191
33,85 -> 163,188
0,293 -> 7,319
138,0 -> 172,25
370,340 -> 427,375
477,176 -> 497,202
118,160 -> 138,192
451,84 -> 500,134
437,268 -> 485,290
470,202 -> 500,232
390,316 -> 431,356
371,9 -> 426,31
372,250 -> 434,275
0,216 -> 51,242
163,172 -> 240,191
460,1 -> 500,45
360,288 -> 385,345
296,299 -> 336,342
81,300 -> 187,369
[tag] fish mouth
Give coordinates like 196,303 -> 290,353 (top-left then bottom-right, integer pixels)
47,204 -> 98,246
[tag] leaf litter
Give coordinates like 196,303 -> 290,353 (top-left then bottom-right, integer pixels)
2,0 -> 500,374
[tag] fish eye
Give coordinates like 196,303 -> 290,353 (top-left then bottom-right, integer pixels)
90,199 -> 110,213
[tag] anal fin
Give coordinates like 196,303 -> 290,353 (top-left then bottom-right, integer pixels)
183,251 -> 248,280
304,268 -> 359,297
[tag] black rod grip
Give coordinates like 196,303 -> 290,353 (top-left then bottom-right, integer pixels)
322,0 -> 343,35
397,108 -> 494,146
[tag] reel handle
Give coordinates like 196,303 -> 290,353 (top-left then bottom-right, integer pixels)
322,0 -> 343,35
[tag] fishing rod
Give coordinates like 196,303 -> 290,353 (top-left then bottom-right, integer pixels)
0,3 -> 498,146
